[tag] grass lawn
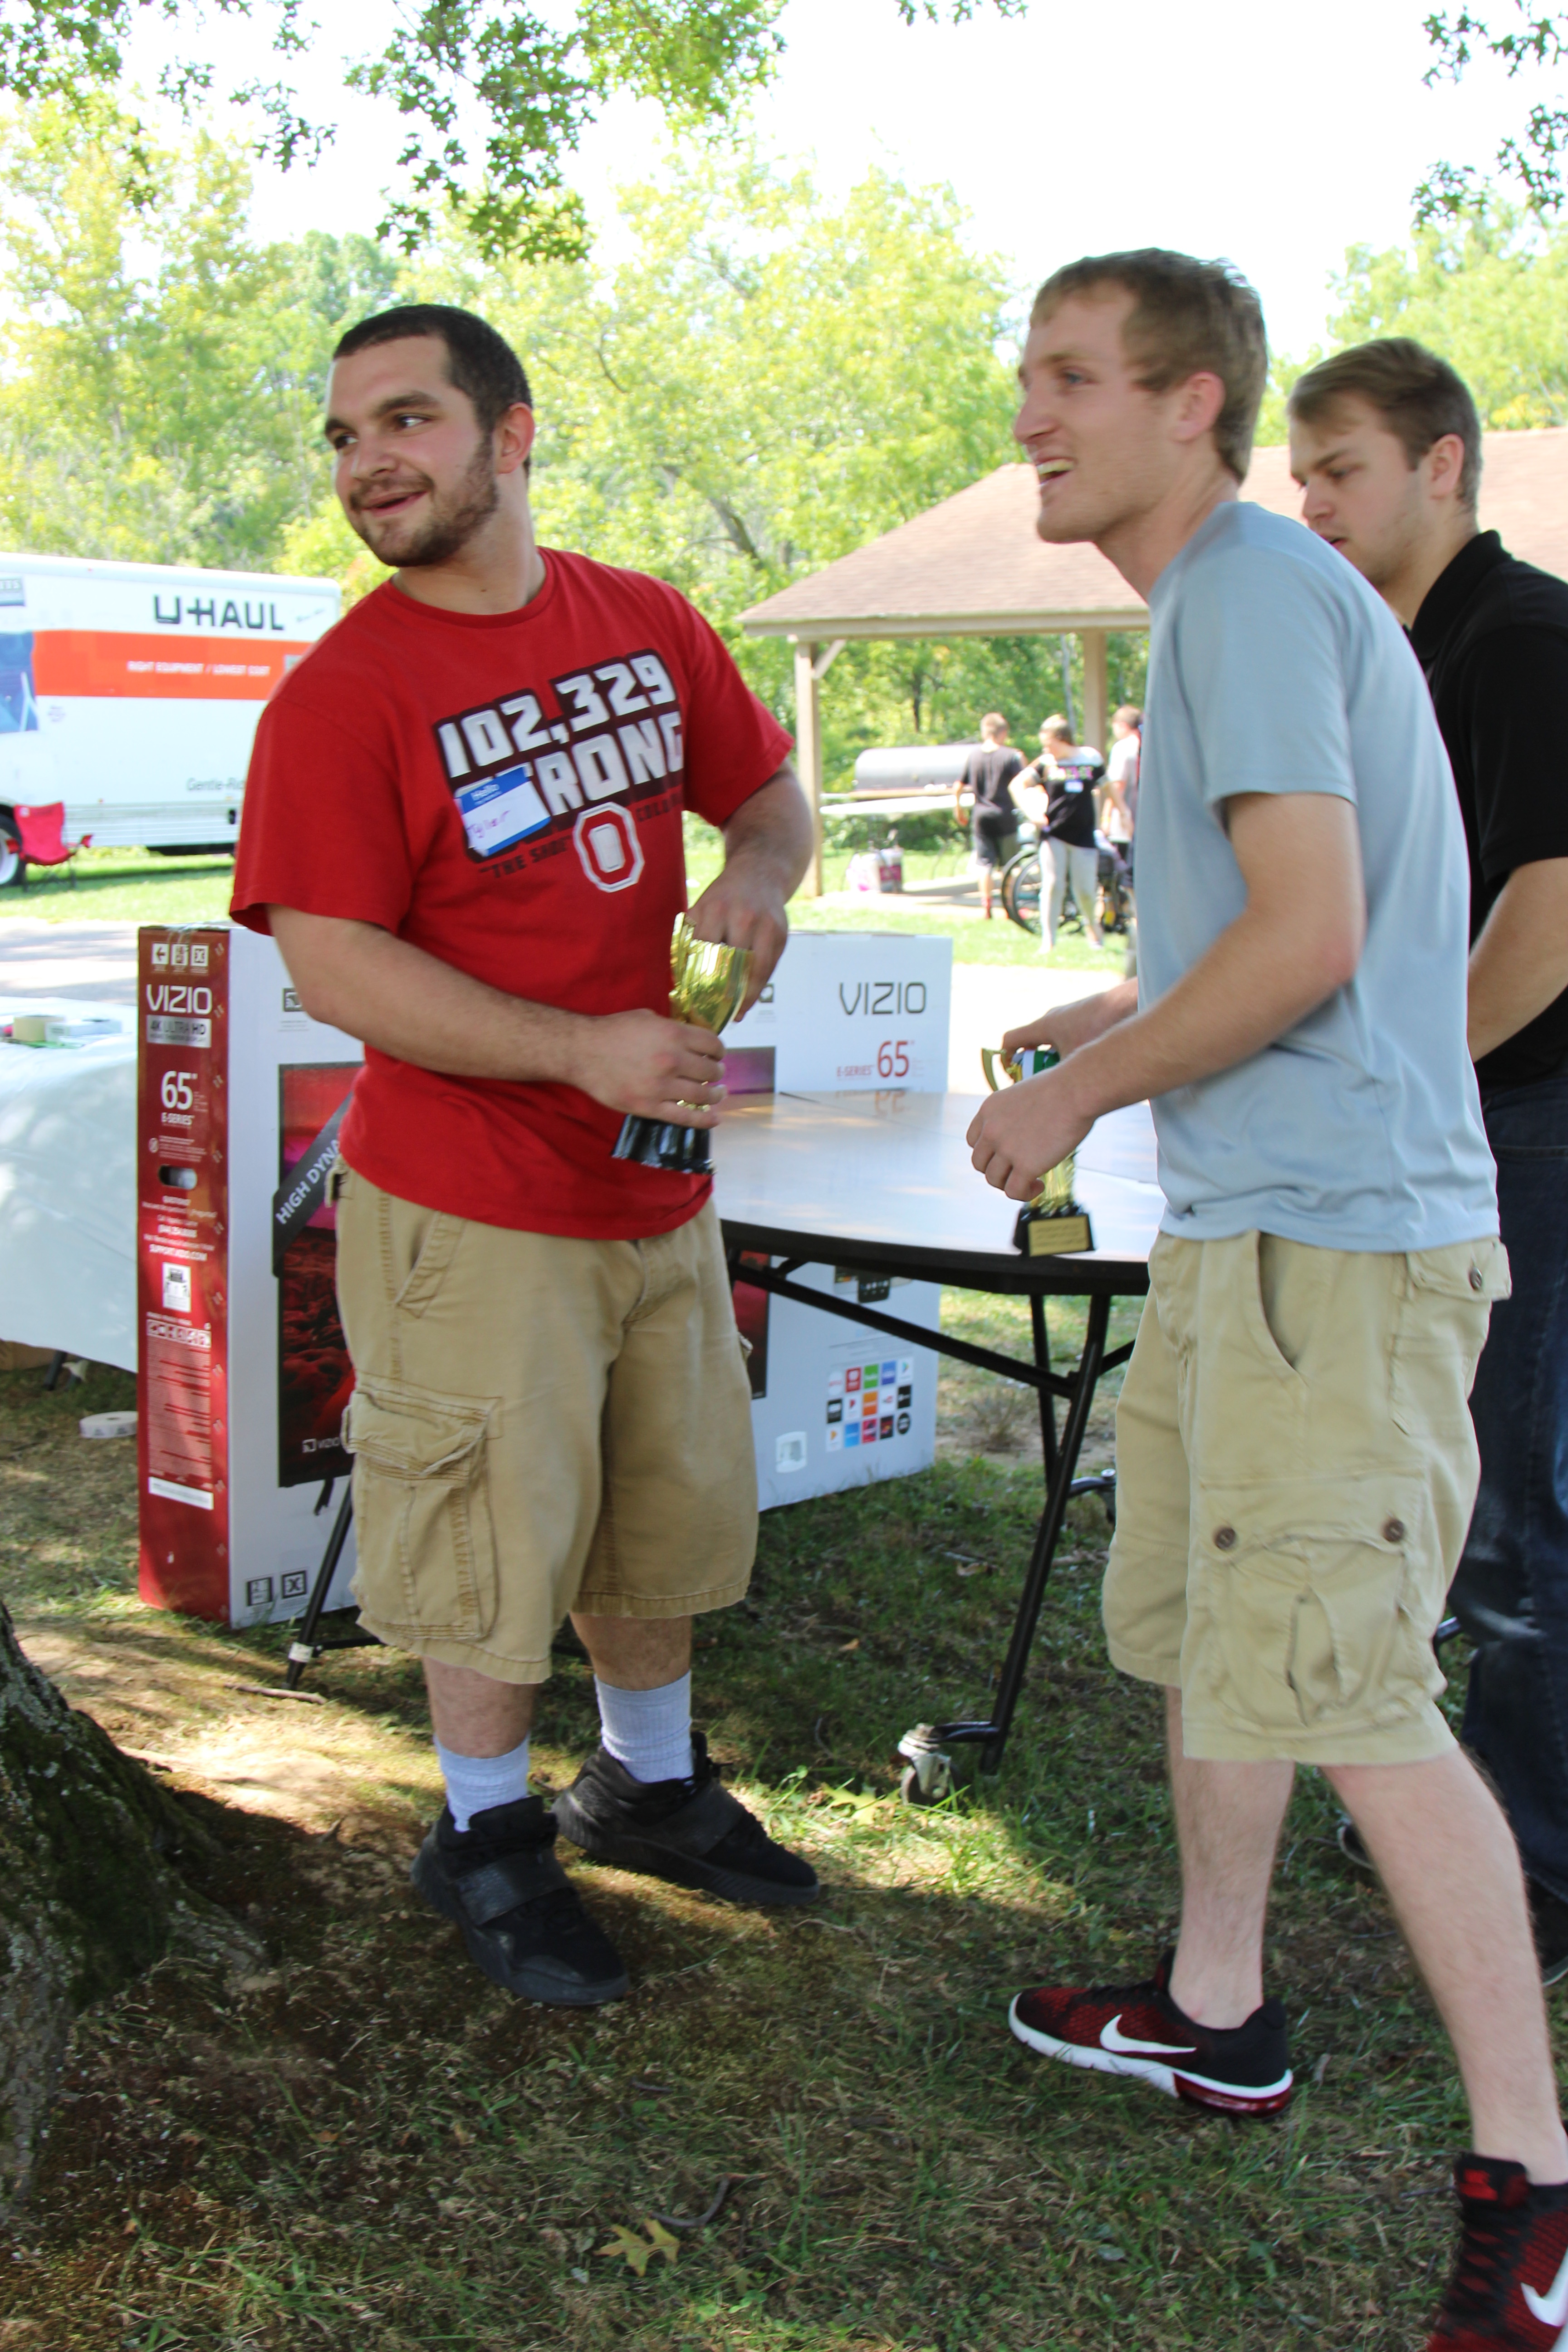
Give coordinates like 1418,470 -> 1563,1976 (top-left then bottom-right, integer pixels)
0,847 -> 242,927
0,834 -> 1129,982
0,1331 -> 1517,2351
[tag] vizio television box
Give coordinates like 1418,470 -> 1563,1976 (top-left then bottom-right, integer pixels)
721,930 -> 951,1510
718,929 -> 950,1097
136,922 -> 363,1628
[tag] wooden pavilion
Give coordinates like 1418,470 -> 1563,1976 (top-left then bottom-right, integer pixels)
740,428 -> 1568,893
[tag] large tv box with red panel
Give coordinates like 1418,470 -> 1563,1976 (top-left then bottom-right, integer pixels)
137,921 -> 363,1627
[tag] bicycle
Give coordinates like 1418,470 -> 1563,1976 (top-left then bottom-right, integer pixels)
999,838 -> 1131,940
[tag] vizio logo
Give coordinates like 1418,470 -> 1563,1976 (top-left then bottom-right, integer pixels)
574,804 -> 644,893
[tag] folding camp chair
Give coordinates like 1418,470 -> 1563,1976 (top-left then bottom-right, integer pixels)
12,802 -> 90,887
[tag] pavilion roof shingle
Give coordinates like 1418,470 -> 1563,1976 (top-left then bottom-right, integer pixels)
740,429 -> 1568,639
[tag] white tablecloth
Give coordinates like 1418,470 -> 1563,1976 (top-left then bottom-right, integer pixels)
0,998 -> 136,1369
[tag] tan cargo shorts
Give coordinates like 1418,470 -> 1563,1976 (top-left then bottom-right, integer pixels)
333,1170 -> 758,1684
1103,1228 -> 1509,1765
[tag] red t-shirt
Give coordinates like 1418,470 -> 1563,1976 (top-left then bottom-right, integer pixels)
230,553 -> 792,1237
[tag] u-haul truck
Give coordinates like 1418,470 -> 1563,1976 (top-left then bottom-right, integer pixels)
0,553 -> 340,882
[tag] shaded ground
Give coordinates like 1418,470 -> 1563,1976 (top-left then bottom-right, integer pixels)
0,1353 -> 1534,2351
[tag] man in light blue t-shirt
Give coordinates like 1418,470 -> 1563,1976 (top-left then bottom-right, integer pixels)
967,248 -> 1567,2348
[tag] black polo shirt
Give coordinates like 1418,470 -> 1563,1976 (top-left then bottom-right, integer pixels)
1411,529 -> 1568,1090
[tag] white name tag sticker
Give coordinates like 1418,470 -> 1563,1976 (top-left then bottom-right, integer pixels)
456,764 -> 551,858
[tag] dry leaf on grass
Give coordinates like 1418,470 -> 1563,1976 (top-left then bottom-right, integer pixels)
598,2219 -> 680,2275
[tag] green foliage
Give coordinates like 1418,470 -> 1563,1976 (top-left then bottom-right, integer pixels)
1417,6 -> 1568,224
1256,192 -> 1568,443
1324,198 -> 1568,427
0,98 -> 398,569
0,0 -> 1020,263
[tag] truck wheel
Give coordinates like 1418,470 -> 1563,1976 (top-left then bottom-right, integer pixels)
0,808 -> 22,888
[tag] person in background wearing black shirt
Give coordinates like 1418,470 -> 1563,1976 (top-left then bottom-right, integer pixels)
1015,715 -> 1106,949
952,711 -> 1023,917
1290,338 -> 1568,1988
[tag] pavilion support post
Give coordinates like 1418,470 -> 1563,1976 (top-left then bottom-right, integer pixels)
793,638 -> 823,899
789,637 -> 844,900
1081,627 -> 1108,756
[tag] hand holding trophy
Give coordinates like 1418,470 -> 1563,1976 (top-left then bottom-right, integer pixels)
980,1044 -> 1094,1256
612,915 -> 754,1176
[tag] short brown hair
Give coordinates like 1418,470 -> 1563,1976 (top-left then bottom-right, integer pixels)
979,711 -> 1008,737
1287,337 -> 1481,511
1032,248 -> 1268,483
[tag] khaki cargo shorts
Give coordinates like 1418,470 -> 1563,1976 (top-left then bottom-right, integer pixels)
1103,1229 -> 1509,1765
333,1170 -> 758,1684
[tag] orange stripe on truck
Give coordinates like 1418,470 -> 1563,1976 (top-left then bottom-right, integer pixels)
31,632 -> 312,700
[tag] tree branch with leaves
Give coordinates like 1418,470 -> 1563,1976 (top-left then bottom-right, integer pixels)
0,0 -> 1022,261
1418,2 -> 1568,218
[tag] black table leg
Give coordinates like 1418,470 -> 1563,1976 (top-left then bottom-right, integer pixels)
901,1291 -> 1112,1791
1029,1291 -> 1059,1483
979,1291 -> 1110,1772
284,1484 -> 368,1689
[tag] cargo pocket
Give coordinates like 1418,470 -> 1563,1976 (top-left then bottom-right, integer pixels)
1186,1474 -> 1438,1737
1390,1238 -> 1510,1436
342,1376 -> 498,1644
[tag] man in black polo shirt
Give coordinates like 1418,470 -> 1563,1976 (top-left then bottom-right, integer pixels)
1289,337 -> 1568,1985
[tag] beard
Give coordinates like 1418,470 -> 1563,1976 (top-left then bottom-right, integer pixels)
348,436 -> 500,567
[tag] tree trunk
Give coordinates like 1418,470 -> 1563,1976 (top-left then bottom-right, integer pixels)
0,1599 -> 250,2214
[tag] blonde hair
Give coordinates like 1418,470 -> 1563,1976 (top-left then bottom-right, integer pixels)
979,711 -> 1008,739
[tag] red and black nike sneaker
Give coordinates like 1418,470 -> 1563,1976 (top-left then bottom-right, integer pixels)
1428,2154 -> 1568,2349
1008,1949 -> 1293,2116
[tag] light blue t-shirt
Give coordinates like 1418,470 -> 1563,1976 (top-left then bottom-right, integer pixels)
1137,500 -> 1496,1251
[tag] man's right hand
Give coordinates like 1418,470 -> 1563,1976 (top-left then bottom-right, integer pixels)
1003,980 -> 1138,1062
572,1009 -> 727,1125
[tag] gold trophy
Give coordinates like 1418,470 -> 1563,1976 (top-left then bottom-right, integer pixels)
981,1044 -> 1094,1257
612,915 -> 754,1175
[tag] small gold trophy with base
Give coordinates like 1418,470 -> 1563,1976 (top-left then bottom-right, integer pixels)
980,1044 -> 1094,1257
612,915 -> 754,1176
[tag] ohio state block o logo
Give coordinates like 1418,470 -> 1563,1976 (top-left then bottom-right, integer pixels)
573,804 -> 645,892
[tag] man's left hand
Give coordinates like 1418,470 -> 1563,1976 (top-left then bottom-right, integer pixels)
968,1064 -> 1095,1202
687,860 -> 789,1014
687,766 -> 812,1015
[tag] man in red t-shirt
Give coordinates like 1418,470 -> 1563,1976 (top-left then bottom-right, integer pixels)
232,303 -> 818,2007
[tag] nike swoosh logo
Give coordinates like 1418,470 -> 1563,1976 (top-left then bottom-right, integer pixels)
1523,2243 -> 1568,2328
1100,2014 -> 1199,2058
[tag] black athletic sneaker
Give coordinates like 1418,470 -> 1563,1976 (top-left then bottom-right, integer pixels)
410,1794 -> 628,2006
1008,1950 -> 1294,2116
553,1733 -> 820,1907
1427,2155 -> 1568,2349
1338,1815 -> 1568,1989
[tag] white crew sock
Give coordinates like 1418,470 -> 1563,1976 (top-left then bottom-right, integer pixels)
435,1734 -> 531,1833
594,1672 -> 694,1784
